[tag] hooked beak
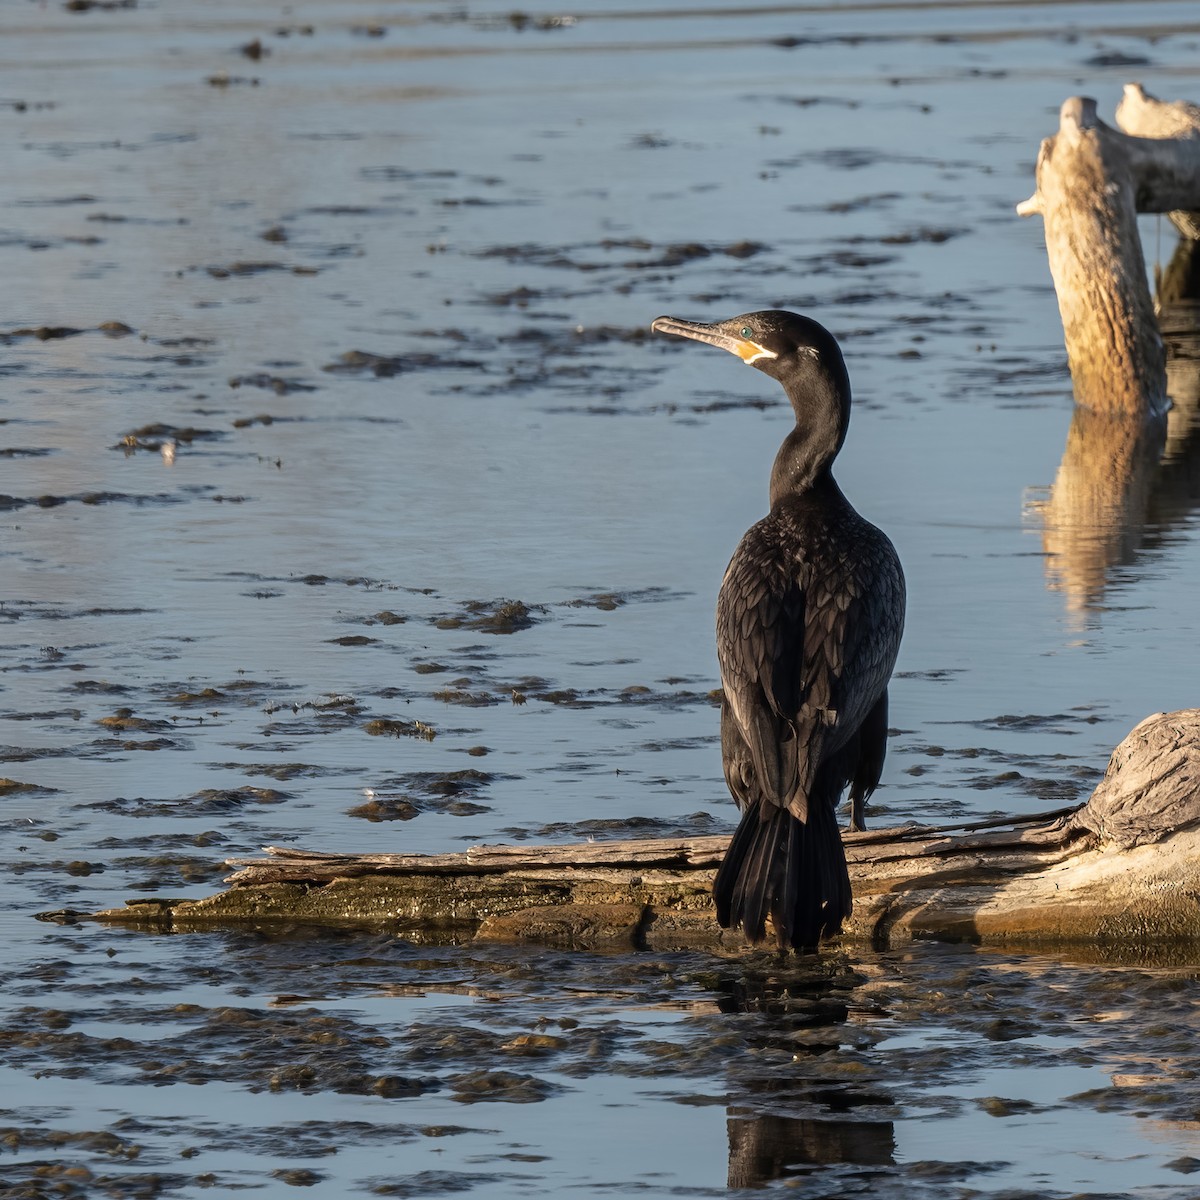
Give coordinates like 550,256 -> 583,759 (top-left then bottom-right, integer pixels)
651,316 -> 777,364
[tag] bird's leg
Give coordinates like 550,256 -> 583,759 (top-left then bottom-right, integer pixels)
848,794 -> 866,833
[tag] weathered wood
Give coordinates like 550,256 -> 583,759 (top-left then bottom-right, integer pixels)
220,835 -> 734,883
1022,88 -> 1200,614
84,711 -> 1200,951
1017,88 -> 1200,415
1070,710 -> 1200,848
1116,82 -> 1200,240
1031,232 -> 1200,616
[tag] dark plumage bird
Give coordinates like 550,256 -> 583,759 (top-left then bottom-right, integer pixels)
651,310 -> 905,951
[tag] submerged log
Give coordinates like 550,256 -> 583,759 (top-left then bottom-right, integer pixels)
85,711 -> 1200,951
1017,86 -> 1200,415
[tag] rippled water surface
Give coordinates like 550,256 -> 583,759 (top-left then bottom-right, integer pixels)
4,0 -> 1200,1195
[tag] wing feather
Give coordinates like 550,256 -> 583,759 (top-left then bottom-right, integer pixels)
717,500 -> 905,824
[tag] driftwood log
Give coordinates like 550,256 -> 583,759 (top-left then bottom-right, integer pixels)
1017,84 -> 1200,415
87,710 -> 1200,951
1022,86 -> 1200,614
1117,83 -> 1200,241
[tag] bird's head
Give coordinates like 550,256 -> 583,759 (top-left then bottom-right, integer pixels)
653,308 -> 849,412
651,309 -> 853,491
652,307 -> 841,373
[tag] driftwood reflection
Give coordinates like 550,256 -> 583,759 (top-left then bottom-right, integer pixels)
1157,239 -> 1200,508
715,969 -> 895,1189
1036,236 -> 1200,616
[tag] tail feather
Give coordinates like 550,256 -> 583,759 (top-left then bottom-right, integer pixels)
714,798 -> 851,951
725,818 -> 774,942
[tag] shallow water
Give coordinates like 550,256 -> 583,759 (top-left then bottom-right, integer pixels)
4,0 -> 1200,1195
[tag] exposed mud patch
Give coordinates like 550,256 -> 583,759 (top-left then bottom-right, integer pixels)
323,349 -> 483,377
86,787 -> 293,818
364,718 -> 438,742
350,769 -> 508,822
498,810 -> 725,842
433,599 -> 543,635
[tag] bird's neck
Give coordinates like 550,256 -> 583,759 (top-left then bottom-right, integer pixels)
768,423 -> 843,505
767,364 -> 849,506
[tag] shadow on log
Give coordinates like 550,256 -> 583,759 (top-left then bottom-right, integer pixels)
76,711 -> 1200,952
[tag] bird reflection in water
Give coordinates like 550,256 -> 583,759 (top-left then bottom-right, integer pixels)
726,1110 -> 895,1190
713,965 -> 895,1189
1033,236 -> 1200,615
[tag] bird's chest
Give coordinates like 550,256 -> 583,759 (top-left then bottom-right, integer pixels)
726,507 -> 866,598
716,504 -> 896,714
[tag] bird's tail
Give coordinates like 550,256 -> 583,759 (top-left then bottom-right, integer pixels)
713,796 -> 851,952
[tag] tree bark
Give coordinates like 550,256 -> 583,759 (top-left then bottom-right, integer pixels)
80,710 -> 1200,952
1115,82 -> 1200,240
1017,87 -> 1200,415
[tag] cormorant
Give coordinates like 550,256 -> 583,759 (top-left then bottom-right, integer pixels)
651,310 -> 905,951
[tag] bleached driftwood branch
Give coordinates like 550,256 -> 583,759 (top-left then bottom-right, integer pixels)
85,711 -> 1200,951
1116,82 -> 1200,240
1018,86 -> 1200,415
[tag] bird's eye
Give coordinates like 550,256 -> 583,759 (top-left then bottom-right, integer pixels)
740,327 -> 753,338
